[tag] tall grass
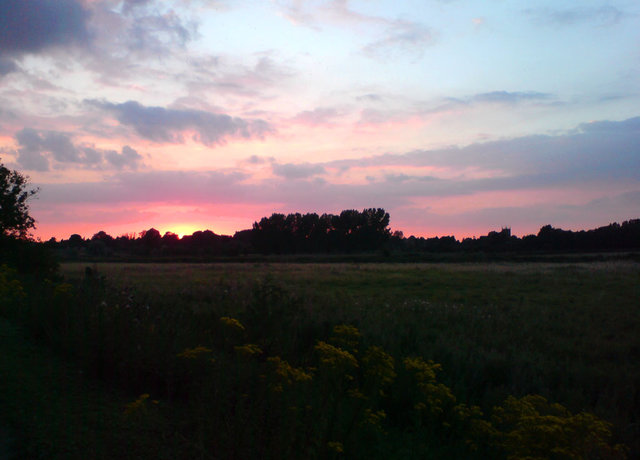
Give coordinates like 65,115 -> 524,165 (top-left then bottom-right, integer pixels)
2,262 -> 637,458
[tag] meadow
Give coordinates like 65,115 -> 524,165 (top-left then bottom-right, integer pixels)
2,260 -> 638,458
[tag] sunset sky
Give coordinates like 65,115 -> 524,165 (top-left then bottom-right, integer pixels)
1,0 -> 639,240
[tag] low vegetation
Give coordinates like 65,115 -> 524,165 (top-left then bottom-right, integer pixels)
2,261 -> 638,458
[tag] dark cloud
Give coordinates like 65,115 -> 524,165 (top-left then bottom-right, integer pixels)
104,145 -> 143,169
90,100 -> 274,146
13,128 -> 143,171
0,57 -> 18,76
272,162 -> 326,179
338,115 -> 640,184
0,0 -> 90,57
15,128 -> 77,171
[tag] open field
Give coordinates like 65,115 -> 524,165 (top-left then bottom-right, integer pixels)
2,260 -> 638,458
57,261 -> 640,454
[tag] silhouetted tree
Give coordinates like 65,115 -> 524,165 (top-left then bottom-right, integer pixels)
68,234 -> 84,247
249,208 -> 391,254
139,228 -> 162,254
91,230 -> 114,243
162,231 -> 180,244
0,160 -> 38,239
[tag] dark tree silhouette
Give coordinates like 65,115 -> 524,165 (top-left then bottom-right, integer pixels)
139,228 -> 162,252
91,230 -> 114,243
249,208 -> 392,254
68,234 -> 84,247
0,160 -> 38,239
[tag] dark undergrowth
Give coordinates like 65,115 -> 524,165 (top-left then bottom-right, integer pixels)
1,262 -> 636,459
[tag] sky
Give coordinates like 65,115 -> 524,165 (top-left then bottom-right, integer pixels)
1,0 -> 639,240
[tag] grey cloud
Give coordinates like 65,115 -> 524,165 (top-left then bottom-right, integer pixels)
0,0 -> 90,57
105,145 -> 143,169
15,128 -> 75,171
88,145 -> 144,170
13,128 -> 143,171
358,90 -> 556,125
472,91 -> 553,104
55,0 -> 199,84
92,100 -> 273,146
383,173 -> 440,184
16,128 -> 80,163
356,93 -> 383,102
440,90 -> 556,111
16,148 -> 50,172
185,55 -> 294,98
121,0 -> 154,13
291,107 -> 342,125
272,162 -> 326,179
343,115 -> 640,184
0,57 -> 18,76
246,155 -> 274,165
363,21 -> 435,59
526,6 -> 625,27
124,10 -> 193,54
578,116 -> 640,133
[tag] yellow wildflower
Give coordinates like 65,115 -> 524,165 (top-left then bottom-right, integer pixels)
329,324 -> 361,353
267,356 -> 313,387
220,316 -> 245,331
327,441 -> 344,453
315,341 -> 358,369
177,346 -> 213,359
234,343 -> 262,357
124,393 -> 150,416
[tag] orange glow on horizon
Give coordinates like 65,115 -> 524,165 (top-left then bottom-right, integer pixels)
164,224 -> 201,239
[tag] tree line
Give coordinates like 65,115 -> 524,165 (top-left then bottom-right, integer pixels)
42,215 -> 640,259
47,208 -> 393,258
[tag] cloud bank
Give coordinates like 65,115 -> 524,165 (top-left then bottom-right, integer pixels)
92,100 -> 274,146
13,128 -> 143,171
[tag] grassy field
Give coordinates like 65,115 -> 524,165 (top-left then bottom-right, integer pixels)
3,260 -> 638,458
59,261 -> 640,453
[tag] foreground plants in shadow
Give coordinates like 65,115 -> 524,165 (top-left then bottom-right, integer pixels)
0,265 -> 629,459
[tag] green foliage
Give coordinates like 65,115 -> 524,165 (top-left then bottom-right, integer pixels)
491,395 -> 627,459
0,264 -> 25,315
